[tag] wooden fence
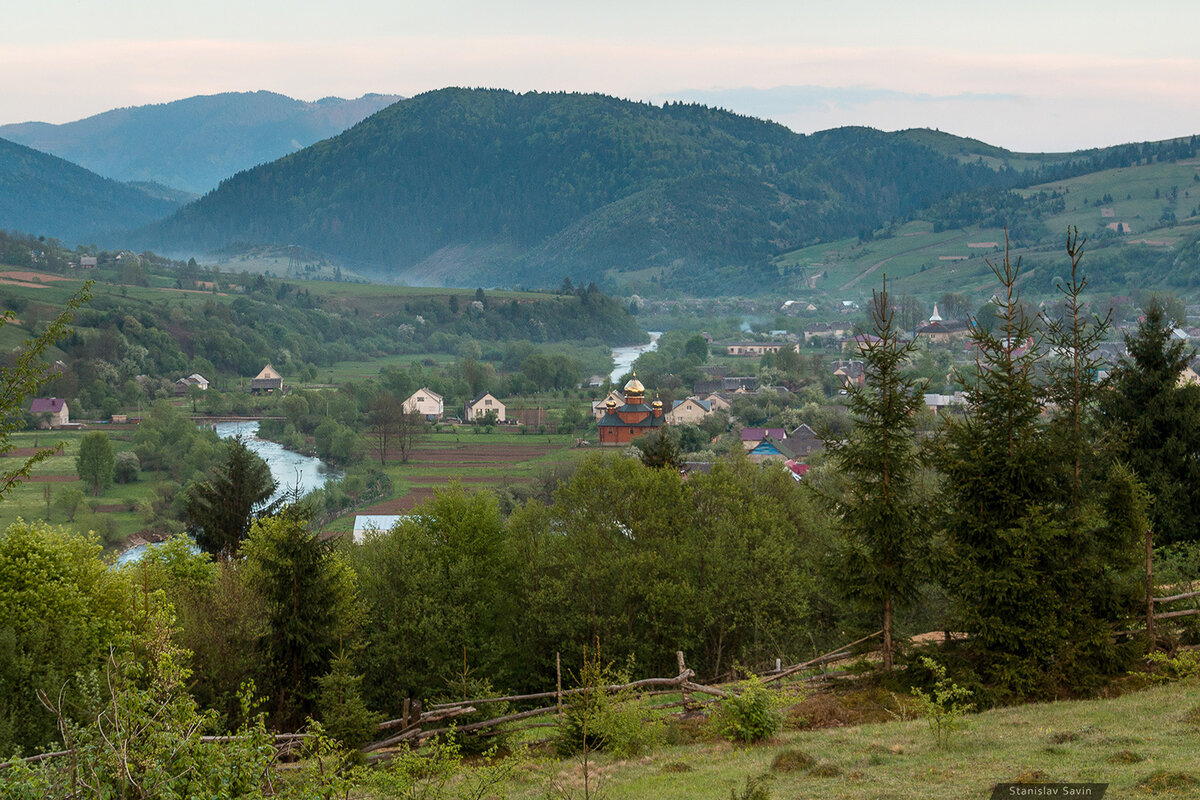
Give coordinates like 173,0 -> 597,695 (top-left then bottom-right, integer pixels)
0,631 -> 884,770
358,631 -> 883,759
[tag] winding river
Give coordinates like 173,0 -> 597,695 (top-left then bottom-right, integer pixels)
610,331 -> 661,382
115,421 -> 339,565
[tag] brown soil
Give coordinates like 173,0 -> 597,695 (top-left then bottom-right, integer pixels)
373,443 -> 560,465
394,475 -> 533,485
360,489 -> 439,513
0,271 -> 71,283
1,448 -> 48,458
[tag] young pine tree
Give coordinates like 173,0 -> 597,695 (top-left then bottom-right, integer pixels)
937,241 -> 1064,696
1099,300 -> 1200,547
826,277 -> 930,670
939,235 -> 1140,696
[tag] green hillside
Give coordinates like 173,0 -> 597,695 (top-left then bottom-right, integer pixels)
772,152 -> 1200,303
135,89 -> 1010,293
0,137 -> 182,244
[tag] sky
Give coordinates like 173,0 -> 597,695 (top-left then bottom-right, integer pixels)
5,0 -> 1200,152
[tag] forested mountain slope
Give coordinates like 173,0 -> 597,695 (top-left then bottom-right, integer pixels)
135,89 -> 1012,292
0,137 -> 182,244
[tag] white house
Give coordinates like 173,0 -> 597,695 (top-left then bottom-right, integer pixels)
465,392 -> 506,422
404,387 -> 444,420
666,397 -> 711,425
30,397 -> 69,427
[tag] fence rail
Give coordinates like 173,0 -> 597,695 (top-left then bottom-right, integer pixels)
0,631 -> 889,770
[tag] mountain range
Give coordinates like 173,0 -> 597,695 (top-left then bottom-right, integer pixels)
3,87 -> 1198,298
0,91 -> 401,194
133,88 -> 1026,292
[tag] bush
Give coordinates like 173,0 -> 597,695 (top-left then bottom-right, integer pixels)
554,655 -> 660,758
710,675 -> 787,743
433,673 -> 511,755
114,450 -> 140,483
1130,649 -> 1200,685
911,656 -> 974,748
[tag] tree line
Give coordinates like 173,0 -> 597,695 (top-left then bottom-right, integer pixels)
2,234 -> 1198,760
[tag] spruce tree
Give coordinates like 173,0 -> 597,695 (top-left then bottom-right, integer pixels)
940,235 -> 1141,696
937,242 -> 1065,696
184,435 -> 277,557
1099,300 -> 1200,546
826,277 -> 929,669
1040,230 -> 1141,687
243,506 -> 362,729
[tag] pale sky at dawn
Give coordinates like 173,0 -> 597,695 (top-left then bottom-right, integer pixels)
5,0 -> 1200,152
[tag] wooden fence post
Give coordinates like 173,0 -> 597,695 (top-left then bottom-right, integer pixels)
676,651 -> 692,711
556,652 -> 563,718
1146,526 -> 1155,644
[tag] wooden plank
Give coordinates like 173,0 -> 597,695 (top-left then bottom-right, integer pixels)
1154,608 -> 1200,620
1153,589 -> 1200,603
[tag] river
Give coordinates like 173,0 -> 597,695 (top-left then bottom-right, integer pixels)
610,331 -> 661,382
114,421 -> 339,566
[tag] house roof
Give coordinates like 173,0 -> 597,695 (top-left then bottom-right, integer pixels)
740,427 -> 786,441
761,434 -> 802,459
671,398 -> 711,412
790,423 -> 819,440
785,461 -> 811,479
254,364 -> 282,380
468,391 -> 502,406
410,387 -> 443,402
30,397 -> 66,413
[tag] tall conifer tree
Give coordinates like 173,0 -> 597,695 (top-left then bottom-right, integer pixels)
1099,300 -> 1200,547
826,277 -> 929,669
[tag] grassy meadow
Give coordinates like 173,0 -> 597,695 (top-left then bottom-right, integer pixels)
485,678 -> 1200,800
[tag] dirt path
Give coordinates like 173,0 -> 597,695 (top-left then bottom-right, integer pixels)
838,257 -> 892,292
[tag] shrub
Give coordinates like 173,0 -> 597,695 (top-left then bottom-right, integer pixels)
1130,649 -> 1200,685
554,655 -> 660,758
911,656 -> 973,748
730,776 -> 773,800
434,672 -> 512,755
114,450 -> 140,483
710,675 -> 786,744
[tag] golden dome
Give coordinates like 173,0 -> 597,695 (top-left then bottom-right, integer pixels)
623,374 -> 646,396
605,398 -> 617,409
651,398 -> 663,409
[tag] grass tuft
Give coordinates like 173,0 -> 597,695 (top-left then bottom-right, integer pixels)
1011,770 -> 1055,784
769,749 -> 815,773
1137,771 -> 1199,793
1107,749 -> 1145,763
808,762 -> 842,778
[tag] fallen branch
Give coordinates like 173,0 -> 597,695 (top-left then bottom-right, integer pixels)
761,631 -> 882,686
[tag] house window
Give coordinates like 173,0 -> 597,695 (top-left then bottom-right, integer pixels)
485,399 -> 492,405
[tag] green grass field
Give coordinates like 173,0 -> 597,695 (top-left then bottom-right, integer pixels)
0,429 -> 149,546
485,677 -> 1200,800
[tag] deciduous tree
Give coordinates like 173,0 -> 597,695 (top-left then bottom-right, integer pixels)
76,430 -> 115,496
0,283 -> 91,500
